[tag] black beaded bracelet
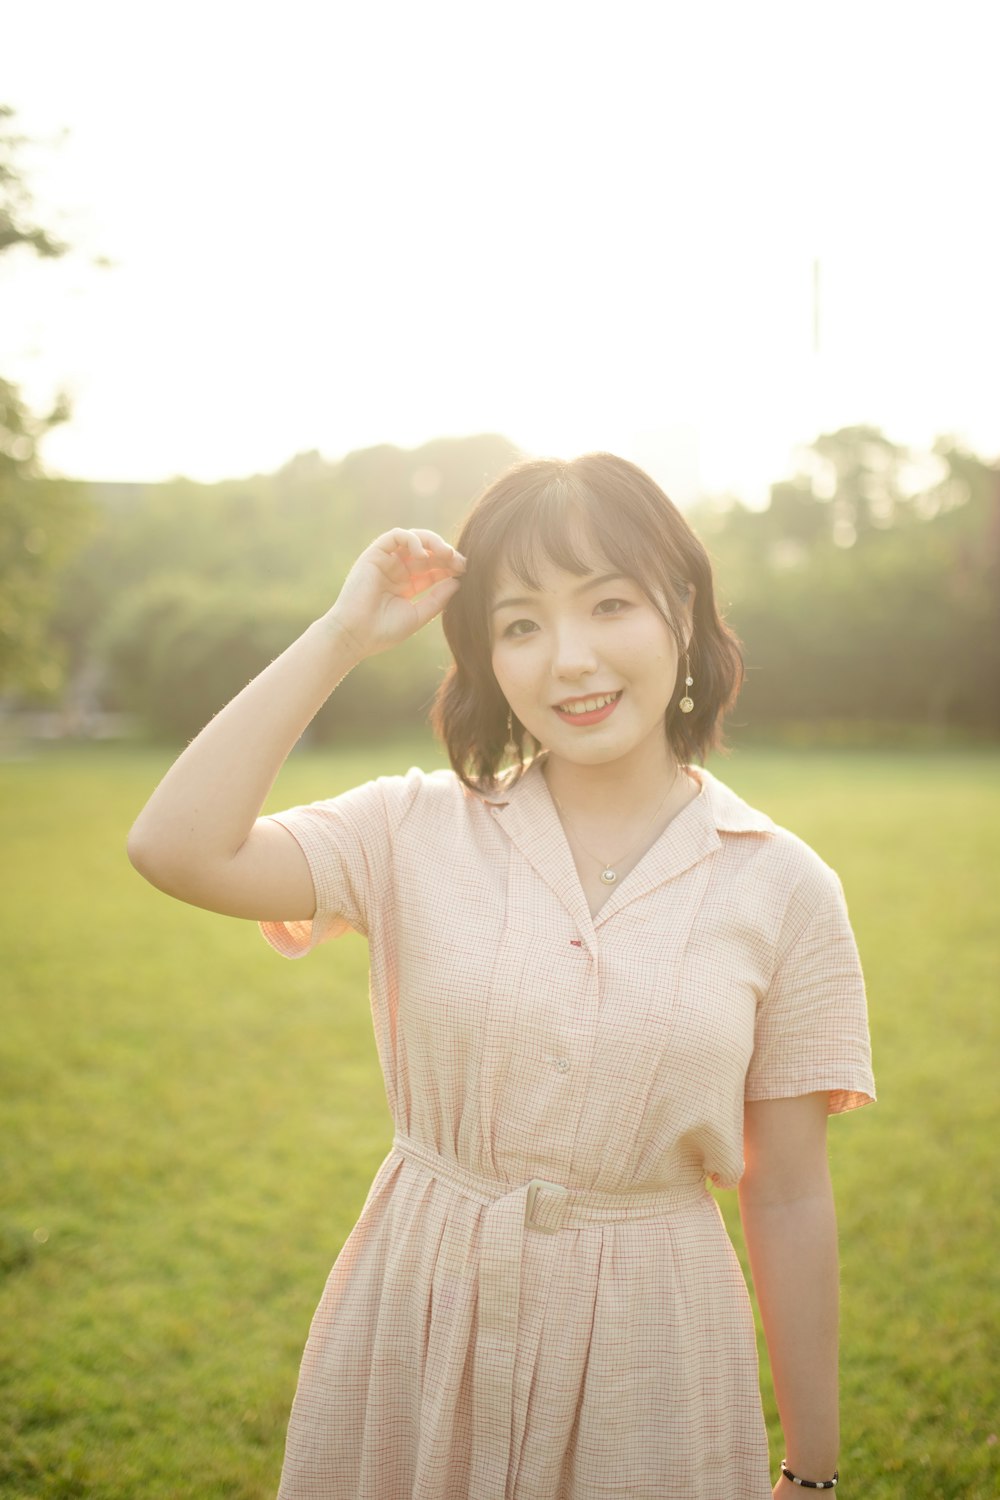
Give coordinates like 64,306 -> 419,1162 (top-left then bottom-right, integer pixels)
780,1458 -> 839,1489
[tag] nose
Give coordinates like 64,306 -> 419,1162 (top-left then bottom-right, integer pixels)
550,620 -> 599,683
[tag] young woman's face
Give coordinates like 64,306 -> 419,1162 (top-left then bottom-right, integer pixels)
489,539 -> 689,772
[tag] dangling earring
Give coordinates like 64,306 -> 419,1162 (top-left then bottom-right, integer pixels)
505,707 -> 519,756
679,651 -> 694,714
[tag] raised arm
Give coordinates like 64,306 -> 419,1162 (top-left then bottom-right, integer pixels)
738,1092 -> 840,1496
126,528 -> 465,922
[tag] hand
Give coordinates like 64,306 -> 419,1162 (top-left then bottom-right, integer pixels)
324,527 -> 466,658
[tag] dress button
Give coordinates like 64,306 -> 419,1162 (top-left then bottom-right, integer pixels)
553,1057 -> 570,1073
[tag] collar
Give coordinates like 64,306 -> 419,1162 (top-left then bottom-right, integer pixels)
472,753 -> 776,835
468,753 -> 775,938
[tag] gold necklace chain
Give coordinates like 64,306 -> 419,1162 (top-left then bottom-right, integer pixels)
549,762 -> 683,886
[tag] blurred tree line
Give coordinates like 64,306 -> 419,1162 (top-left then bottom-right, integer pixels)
688,427 -> 1000,741
4,424 -> 998,745
1,104 -> 92,699
41,435 -> 523,741
2,104 -> 997,746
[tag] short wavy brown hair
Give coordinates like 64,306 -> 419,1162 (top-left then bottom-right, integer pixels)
430,452 -> 743,791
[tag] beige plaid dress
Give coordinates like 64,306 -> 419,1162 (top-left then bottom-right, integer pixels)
260,757 -> 875,1500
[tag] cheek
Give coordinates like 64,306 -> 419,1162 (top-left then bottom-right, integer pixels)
491,644 -> 539,712
490,644 -> 519,696
621,619 -> 678,667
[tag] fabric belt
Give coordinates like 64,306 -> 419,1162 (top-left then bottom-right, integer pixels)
391,1131 -> 709,1498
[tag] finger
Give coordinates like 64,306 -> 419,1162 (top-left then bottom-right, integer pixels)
399,549 -> 458,582
373,529 -> 466,576
404,565 -> 454,590
369,547 -> 413,585
408,527 -> 450,550
373,528 -> 428,561
407,574 -> 462,628
408,528 -> 467,570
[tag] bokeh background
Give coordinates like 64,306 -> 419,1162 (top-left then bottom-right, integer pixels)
1,3 -> 998,1497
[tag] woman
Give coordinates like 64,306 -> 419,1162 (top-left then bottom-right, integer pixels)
128,452 -> 875,1499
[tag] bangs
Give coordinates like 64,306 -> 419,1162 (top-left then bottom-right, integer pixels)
483,475 -> 662,604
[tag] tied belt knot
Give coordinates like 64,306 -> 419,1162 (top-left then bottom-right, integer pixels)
391,1131 -> 709,1497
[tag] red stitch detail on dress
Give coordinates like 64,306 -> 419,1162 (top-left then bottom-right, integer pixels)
569,939 -> 583,946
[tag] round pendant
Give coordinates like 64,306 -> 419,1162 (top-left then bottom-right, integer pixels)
679,696 -> 694,714
600,868 -> 617,884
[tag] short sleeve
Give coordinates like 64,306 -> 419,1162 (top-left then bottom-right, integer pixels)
744,860 -> 876,1114
257,767 -> 423,958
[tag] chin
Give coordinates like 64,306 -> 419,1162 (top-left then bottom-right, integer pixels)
555,738 -> 633,763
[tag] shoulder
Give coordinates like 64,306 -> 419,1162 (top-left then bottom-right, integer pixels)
760,824 -> 844,918
368,763 -> 498,825
278,764 -> 461,828
700,767 -> 844,904
293,764 -> 508,836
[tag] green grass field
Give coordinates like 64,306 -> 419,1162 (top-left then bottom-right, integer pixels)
1,741 -> 997,1499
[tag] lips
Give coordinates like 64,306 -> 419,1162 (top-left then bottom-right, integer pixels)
552,690 -> 623,726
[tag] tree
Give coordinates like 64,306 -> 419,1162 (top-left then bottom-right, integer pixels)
83,433 -> 521,741
0,104 -> 94,698
699,426 -> 1000,737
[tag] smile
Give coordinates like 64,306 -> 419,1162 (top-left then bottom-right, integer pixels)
553,690 -> 623,724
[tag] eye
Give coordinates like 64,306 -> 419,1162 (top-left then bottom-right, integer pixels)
502,618 -> 538,639
595,597 -> 631,616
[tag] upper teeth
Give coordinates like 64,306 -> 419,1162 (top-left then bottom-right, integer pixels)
559,693 -> 619,715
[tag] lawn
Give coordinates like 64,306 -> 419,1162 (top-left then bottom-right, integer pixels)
1,740 -> 997,1498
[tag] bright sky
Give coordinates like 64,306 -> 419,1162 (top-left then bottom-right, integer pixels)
2,0 -> 997,505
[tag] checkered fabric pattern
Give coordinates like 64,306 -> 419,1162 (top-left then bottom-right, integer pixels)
259,758 -> 875,1499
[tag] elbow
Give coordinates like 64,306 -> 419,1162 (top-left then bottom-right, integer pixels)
126,822 -> 225,908
126,821 -> 147,873
126,822 -> 159,884
126,821 -> 179,893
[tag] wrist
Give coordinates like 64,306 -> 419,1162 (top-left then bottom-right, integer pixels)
779,1457 -> 840,1489
313,610 -> 369,666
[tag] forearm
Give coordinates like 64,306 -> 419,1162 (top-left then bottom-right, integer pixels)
127,611 -> 362,872
739,1173 -> 840,1480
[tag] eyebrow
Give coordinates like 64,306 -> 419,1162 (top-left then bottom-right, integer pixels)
490,572 -> 631,614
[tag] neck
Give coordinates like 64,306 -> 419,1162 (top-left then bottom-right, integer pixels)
540,736 -> 686,819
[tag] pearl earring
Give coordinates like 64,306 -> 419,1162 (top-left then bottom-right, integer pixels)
505,707 -> 518,755
679,651 -> 694,714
